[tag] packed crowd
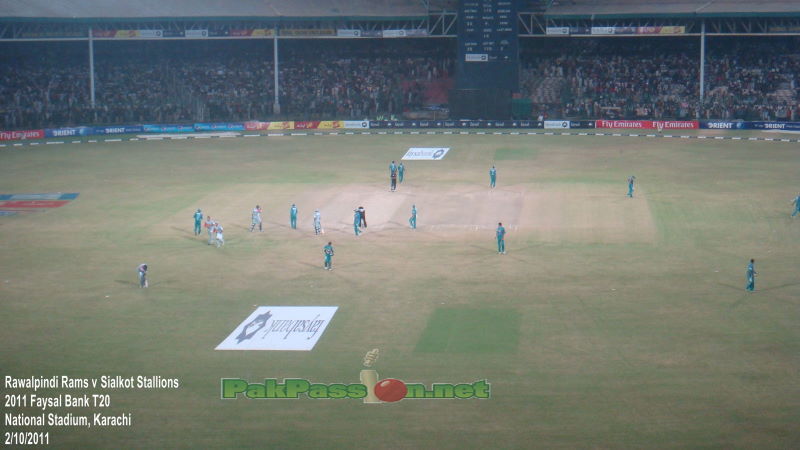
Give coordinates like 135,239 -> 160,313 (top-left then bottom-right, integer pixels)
278,55 -> 447,119
702,40 -> 800,121
0,40 -> 453,130
1,37 -> 799,129
520,37 -> 800,120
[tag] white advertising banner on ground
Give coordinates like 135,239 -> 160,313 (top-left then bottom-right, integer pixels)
216,306 -> 338,351
402,147 -> 450,160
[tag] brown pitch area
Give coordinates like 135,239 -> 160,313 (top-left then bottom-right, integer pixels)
158,181 -> 656,244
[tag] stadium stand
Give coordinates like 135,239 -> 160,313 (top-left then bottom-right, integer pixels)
545,0 -> 800,16
0,0 -> 428,19
520,37 -> 800,120
1,0 -> 799,129
0,40 -> 454,128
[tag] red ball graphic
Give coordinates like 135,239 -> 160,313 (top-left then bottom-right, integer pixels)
373,378 -> 407,403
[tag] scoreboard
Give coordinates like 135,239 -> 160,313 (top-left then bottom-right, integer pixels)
456,0 -> 519,90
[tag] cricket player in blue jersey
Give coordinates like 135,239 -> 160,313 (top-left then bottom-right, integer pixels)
489,166 -> 497,188
353,209 -> 361,236
496,222 -> 506,254
193,209 -> 203,235
398,162 -> 405,183
791,194 -> 800,217
290,204 -> 298,229
746,259 -> 756,291
627,175 -> 636,198
323,242 -> 334,270
409,204 -> 417,229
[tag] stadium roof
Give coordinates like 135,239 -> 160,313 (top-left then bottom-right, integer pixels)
0,0 -> 431,20
545,0 -> 800,18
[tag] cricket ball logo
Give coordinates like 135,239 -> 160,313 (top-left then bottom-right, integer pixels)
359,348 -> 407,403
357,349 -> 489,403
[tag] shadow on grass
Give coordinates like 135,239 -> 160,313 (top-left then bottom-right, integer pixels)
114,279 -> 175,287
170,226 -> 193,235
728,293 -> 751,309
265,221 -> 290,230
716,282 -> 743,292
758,281 -> 800,292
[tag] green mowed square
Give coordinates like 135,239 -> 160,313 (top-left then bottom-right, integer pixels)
415,308 -> 520,353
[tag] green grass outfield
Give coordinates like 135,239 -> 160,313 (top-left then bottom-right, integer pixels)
1,131 -> 798,449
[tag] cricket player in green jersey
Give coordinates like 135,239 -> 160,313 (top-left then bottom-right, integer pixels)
323,242 -> 334,270
353,210 -> 361,236
496,222 -> 506,254
290,204 -> 298,229
193,209 -> 203,235
409,204 -> 417,229
627,175 -> 636,198
746,259 -> 756,291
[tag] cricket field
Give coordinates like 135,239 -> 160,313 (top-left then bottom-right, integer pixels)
1,130 -> 798,448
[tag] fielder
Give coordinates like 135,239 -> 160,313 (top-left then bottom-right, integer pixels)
627,175 -> 636,198
398,162 -> 405,183
496,222 -> 506,254
791,193 -> 800,217
204,216 -> 216,245
323,242 -> 334,270
489,166 -> 497,188
314,210 -> 322,235
290,203 -> 298,229
746,259 -> 756,291
137,263 -> 148,288
409,204 -> 417,229
250,205 -> 263,232
353,209 -> 361,236
193,209 -> 203,235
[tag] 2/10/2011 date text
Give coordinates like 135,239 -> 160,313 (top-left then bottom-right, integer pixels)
5,432 -> 50,446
